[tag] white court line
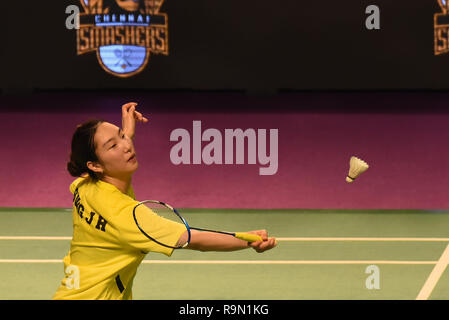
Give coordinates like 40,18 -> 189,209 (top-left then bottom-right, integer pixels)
278,237 -> 449,242
416,244 -> 449,300
1,236 -> 449,242
0,259 -> 62,263
142,260 -> 437,265
0,259 -> 437,265
0,236 -> 72,240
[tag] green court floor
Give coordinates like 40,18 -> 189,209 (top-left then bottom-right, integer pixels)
1,208 -> 449,300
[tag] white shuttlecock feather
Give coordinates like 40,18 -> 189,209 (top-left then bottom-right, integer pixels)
346,156 -> 369,183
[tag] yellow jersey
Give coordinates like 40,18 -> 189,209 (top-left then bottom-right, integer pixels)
53,176 -> 186,300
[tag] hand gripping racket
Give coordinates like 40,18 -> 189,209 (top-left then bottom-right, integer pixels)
133,200 -> 263,249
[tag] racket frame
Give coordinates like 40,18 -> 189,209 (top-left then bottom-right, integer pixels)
133,200 -> 191,249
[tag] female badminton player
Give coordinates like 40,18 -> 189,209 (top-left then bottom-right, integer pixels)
53,103 -> 277,300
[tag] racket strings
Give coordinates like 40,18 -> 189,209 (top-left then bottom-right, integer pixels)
133,200 -> 191,249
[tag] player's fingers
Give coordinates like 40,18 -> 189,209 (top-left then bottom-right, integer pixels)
249,230 -> 268,241
248,239 -> 262,246
134,111 -> 146,122
132,109 -> 149,122
268,237 -> 277,248
250,237 -> 276,252
122,102 -> 138,113
257,229 -> 268,241
260,238 -> 277,251
122,105 -> 135,120
259,239 -> 272,249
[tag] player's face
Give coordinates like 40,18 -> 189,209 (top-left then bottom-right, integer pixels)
93,122 -> 138,178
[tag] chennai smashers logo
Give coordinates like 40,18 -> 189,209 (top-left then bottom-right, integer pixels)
434,0 -> 449,55
77,0 -> 168,77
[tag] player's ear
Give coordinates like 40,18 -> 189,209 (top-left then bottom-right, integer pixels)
86,161 -> 104,174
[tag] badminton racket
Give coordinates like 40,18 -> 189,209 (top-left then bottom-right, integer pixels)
133,200 -> 263,249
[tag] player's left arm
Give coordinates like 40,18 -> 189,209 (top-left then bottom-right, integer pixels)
121,102 -> 149,140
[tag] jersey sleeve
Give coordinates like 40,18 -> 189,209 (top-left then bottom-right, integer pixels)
114,201 -> 187,256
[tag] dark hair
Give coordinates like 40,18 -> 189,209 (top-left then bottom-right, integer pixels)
67,119 -> 104,180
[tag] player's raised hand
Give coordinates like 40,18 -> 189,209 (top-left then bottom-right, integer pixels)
121,102 -> 149,139
247,229 -> 277,253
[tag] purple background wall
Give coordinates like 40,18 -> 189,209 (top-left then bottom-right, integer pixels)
1,91 -> 449,209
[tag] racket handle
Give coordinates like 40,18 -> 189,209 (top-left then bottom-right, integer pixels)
234,232 -> 263,243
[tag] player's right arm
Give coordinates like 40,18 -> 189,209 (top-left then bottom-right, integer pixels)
178,229 -> 277,253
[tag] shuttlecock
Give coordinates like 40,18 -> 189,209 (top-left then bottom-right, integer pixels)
346,156 -> 369,183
